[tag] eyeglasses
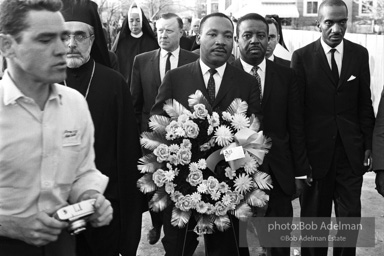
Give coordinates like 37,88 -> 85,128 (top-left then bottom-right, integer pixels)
63,34 -> 93,43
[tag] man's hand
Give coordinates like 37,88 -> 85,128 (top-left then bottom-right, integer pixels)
4,208 -> 68,247
78,190 -> 113,227
375,170 -> 384,197
292,179 -> 306,200
364,149 -> 373,172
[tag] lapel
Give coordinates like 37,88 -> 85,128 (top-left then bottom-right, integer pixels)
213,64 -> 233,108
177,49 -> 188,67
150,49 -> 161,87
191,60 -> 211,101
262,60 -> 274,109
338,39 -> 353,89
314,39 -> 337,88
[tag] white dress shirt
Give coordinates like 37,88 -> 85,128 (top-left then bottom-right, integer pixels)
0,71 -> 108,217
160,47 -> 180,82
240,57 -> 266,97
199,60 -> 226,97
321,38 -> 343,75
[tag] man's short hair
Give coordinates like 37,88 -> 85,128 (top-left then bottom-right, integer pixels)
236,13 -> 268,37
318,0 -> 348,21
265,17 -> 279,36
199,12 -> 234,34
161,13 -> 183,30
0,0 -> 63,42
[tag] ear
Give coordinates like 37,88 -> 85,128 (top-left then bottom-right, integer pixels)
196,34 -> 201,45
0,34 -> 15,58
234,35 -> 238,43
316,20 -> 321,31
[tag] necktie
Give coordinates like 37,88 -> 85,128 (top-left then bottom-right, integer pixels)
251,66 -> 262,100
330,49 -> 339,85
207,69 -> 217,104
165,52 -> 172,73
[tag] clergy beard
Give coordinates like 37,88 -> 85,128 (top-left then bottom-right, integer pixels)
66,48 -> 92,68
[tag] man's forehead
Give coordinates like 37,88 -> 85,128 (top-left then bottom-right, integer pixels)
25,10 -> 66,34
65,21 -> 90,32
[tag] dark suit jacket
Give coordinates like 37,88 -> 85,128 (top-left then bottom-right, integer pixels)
131,48 -> 199,132
151,60 -> 262,119
373,90 -> 384,171
273,55 -> 290,68
291,39 -> 375,179
233,59 -> 309,195
180,36 -> 193,51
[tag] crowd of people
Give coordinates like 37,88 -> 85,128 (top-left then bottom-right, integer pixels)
0,0 -> 383,256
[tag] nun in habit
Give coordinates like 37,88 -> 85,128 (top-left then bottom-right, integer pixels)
112,2 -> 158,85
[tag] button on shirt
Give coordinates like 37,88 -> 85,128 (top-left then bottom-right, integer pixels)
240,58 -> 266,97
321,39 -> 343,75
0,71 -> 108,217
160,47 -> 180,82
200,59 -> 226,97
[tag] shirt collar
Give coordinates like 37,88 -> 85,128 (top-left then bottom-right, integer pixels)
321,38 -> 344,55
160,47 -> 180,58
199,59 -> 226,78
268,54 -> 275,61
2,70 -> 62,106
240,57 -> 266,74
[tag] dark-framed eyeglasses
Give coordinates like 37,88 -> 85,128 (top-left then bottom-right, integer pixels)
63,34 -> 93,43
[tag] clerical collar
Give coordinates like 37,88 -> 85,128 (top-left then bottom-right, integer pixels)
131,31 -> 143,38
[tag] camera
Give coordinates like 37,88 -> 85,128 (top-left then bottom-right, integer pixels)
55,199 -> 96,235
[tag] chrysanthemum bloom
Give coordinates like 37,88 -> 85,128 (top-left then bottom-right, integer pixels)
234,173 -> 254,194
210,191 -> 221,201
191,192 -> 202,203
231,113 -> 250,130
198,159 -> 207,170
221,194 -> 232,205
197,182 -> 208,193
189,162 -> 199,172
169,144 -> 180,153
164,170 -> 176,182
214,125 -> 233,146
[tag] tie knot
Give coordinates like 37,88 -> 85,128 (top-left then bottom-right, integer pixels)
167,52 -> 172,57
209,68 -> 217,75
251,66 -> 259,75
330,49 -> 337,54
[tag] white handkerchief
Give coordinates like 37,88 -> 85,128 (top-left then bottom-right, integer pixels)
347,75 -> 356,82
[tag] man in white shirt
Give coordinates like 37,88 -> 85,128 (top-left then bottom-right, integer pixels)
0,1 -> 112,255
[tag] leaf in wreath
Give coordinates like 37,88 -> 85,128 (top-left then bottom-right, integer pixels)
138,154 -> 162,173
247,189 -> 269,207
213,214 -> 231,232
226,98 -> 248,115
137,173 -> 156,194
253,171 -> 273,190
249,114 -> 260,132
149,187 -> 170,212
163,99 -> 189,120
148,115 -> 170,133
171,207 -> 191,228
231,201 -> 253,221
188,90 -> 212,112
140,131 -> 168,150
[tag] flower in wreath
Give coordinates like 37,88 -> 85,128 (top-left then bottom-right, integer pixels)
137,90 -> 272,235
